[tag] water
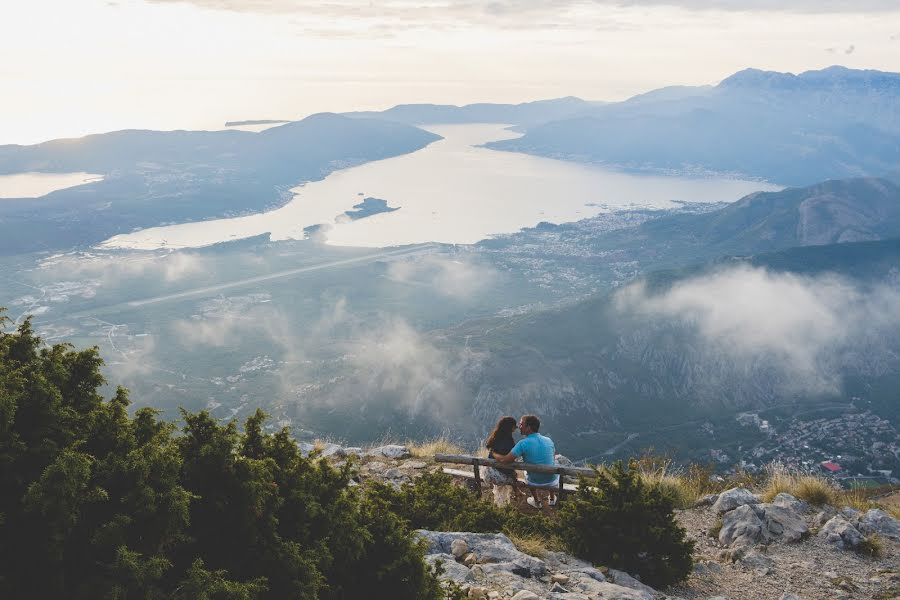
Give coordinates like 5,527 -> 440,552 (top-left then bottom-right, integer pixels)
0,172 -> 103,199
101,124 -> 779,250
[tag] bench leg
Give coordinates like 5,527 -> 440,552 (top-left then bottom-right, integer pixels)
472,459 -> 482,496
557,477 -> 564,502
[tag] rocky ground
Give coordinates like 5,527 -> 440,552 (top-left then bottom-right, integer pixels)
314,443 -> 900,600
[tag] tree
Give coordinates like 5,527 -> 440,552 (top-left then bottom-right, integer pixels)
557,460 -> 694,589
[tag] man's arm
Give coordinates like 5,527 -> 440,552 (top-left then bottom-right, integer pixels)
493,451 -> 516,464
494,440 -> 524,463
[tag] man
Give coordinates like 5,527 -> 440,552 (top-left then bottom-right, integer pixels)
494,414 -> 558,508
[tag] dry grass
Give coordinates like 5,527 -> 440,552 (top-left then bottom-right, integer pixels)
857,534 -> 884,558
506,532 -> 563,558
760,462 -> 835,506
837,486 -> 879,512
406,436 -> 468,459
633,452 -> 713,509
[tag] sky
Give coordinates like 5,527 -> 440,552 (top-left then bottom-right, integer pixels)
2,0 -> 900,145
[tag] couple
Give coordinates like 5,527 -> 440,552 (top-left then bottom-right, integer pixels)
483,414 -> 558,509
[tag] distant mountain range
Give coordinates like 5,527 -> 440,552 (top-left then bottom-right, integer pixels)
0,114 -> 439,253
343,96 -> 604,128
487,66 -> 900,185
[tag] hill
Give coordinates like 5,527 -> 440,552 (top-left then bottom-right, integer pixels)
0,114 -> 440,254
343,96 -> 603,127
487,66 -> 900,185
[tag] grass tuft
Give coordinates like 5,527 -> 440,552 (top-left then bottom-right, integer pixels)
856,534 -> 883,558
406,436 -> 468,459
507,532 -> 560,558
761,462 -> 835,506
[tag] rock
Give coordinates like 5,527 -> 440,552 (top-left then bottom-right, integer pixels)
739,550 -> 774,575
719,504 -> 765,549
480,562 -> 535,579
319,443 -> 346,458
712,488 -> 759,514
693,561 -> 722,576
693,493 -> 720,508
551,574 -> 570,585
463,553 -> 478,567
555,454 -> 574,466
404,460 -> 428,469
343,446 -> 363,455
417,531 -> 546,577
425,553 -> 471,584
487,592 -> 500,599
820,515 -> 864,550
383,467 -> 407,480
857,508 -> 900,541
366,444 -> 412,459
468,586 -> 489,600
550,582 -> 568,592
772,492 -> 809,514
779,593 -> 804,600
451,539 -> 470,559
760,504 -> 808,542
297,442 -> 316,457
607,569 -> 658,596
511,592 -> 540,600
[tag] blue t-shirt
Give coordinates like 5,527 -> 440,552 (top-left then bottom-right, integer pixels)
510,433 -> 557,485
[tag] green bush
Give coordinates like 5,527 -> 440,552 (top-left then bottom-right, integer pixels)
0,314 -> 442,600
557,460 -> 694,589
365,470 -> 505,533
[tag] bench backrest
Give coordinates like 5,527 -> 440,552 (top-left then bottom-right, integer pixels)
433,453 -> 597,479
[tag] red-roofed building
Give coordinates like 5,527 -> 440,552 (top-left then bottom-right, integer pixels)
821,460 -> 842,473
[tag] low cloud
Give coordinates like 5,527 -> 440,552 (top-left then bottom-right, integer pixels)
41,251 -> 207,285
386,255 -> 499,300
616,266 -> 900,396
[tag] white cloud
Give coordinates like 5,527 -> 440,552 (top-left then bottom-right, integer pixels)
386,255 -> 499,300
616,266 -> 900,395
41,251 -> 207,285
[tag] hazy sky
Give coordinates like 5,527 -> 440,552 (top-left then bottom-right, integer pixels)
3,0 -> 900,144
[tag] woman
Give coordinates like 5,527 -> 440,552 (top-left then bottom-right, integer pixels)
482,416 -> 519,506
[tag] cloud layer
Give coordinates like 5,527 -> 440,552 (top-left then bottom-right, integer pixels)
617,266 -> 900,396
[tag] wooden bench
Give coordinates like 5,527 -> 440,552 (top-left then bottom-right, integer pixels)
434,453 -> 597,500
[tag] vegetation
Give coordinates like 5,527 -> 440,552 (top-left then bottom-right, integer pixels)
0,315 -> 444,599
761,462 -> 836,506
557,461 -> 695,588
634,450 -> 722,508
856,534 -> 884,558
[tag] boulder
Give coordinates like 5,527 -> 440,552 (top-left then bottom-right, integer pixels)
739,550 -> 774,575
607,569 -> 658,596
366,444 -> 412,459
425,553 -> 471,584
416,531 -> 546,577
819,515 -> 864,550
712,488 -> 760,514
555,454 -> 574,466
760,504 -> 808,543
463,552 -> 478,567
772,493 -> 809,514
693,493 -> 720,508
451,539 -> 470,559
319,443 -> 346,458
551,574 -> 570,585
857,508 -> 900,541
511,592 -> 540,600
719,504 -> 765,549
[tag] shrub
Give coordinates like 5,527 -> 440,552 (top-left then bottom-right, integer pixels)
0,316 -> 443,600
365,471 -> 505,533
557,460 -> 694,589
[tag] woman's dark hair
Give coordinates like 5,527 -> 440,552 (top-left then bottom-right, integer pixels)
486,416 -> 517,449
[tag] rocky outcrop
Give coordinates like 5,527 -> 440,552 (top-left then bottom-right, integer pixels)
820,515 -> 865,551
712,488 -> 759,514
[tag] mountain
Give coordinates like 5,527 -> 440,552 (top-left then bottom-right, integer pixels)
0,114 -> 440,253
343,97 -> 603,127
487,66 -> 900,185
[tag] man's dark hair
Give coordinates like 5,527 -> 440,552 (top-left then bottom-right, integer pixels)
522,414 -> 540,432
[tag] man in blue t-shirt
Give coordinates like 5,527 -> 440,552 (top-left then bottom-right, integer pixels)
494,414 -> 558,509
